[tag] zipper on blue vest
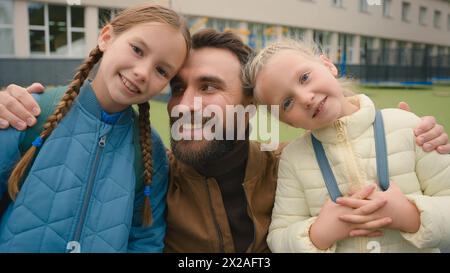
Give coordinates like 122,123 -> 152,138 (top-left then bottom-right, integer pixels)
67,134 -> 107,252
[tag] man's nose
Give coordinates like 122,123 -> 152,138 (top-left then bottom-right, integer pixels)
178,87 -> 200,111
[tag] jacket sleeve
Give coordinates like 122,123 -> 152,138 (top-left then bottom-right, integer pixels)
128,129 -> 168,253
400,139 -> 450,250
0,128 -> 25,197
267,150 -> 337,253
0,93 -> 47,198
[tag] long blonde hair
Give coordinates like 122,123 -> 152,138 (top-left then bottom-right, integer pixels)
8,4 -> 191,227
243,39 -> 355,104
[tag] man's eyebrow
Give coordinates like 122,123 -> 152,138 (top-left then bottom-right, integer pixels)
197,75 -> 226,86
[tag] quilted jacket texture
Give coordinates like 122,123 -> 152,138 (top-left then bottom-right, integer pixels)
0,82 -> 168,252
268,94 -> 450,253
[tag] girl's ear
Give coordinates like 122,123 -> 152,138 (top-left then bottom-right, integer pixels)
98,25 -> 114,52
319,55 -> 338,77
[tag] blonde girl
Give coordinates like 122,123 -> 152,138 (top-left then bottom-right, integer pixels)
244,39 -> 450,252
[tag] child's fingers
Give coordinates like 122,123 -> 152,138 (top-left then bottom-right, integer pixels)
397,101 -> 410,112
352,217 -> 392,230
353,198 -> 387,215
350,184 -> 376,200
423,133 -> 449,153
339,214 -> 371,224
335,197 -> 368,209
416,123 -> 445,147
414,116 -> 436,137
437,144 -> 450,154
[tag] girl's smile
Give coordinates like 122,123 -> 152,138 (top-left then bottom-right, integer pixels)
119,73 -> 142,95
312,96 -> 327,118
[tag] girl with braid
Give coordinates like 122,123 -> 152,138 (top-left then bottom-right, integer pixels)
0,4 -> 190,252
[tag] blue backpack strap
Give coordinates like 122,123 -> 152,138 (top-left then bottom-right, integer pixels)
19,86 -> 67,155
374,110 -> 390,191
312,110 -> 390,202
311,134 -> 343,202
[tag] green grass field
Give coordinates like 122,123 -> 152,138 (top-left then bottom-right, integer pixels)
150,85 -> 450,148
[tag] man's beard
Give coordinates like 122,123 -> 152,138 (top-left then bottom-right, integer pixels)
170,138 -> 237,168
169,113 -> 245,167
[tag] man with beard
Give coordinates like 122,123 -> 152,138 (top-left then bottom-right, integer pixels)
164,29 -> 272,252
0,29 -> 449,253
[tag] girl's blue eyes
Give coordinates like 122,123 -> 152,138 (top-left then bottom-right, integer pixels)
282,97 -> 294,111
282,72 -> 310,111
280,72 -> 311,111
300,72 -> 310,84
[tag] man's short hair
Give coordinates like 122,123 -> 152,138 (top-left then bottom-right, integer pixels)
191,28 -> 254,97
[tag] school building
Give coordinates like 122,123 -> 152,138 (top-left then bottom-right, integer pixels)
1,0 -> 450,87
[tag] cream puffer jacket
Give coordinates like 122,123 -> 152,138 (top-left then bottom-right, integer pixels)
268,94 -> 450,253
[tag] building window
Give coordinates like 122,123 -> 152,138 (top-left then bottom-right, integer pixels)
285,26 -> 305,40
419,7 -> 427,26
396,41 -> 411,66
360,36 -> 374,65
98,7 -> 122,29
313,30 -> 332,57
331,0 -> 343,8
448,14 -> 450,31
70,6 -> 85,56
380,39 -> 393,65
0,0 -> 14,56
247,22 -> 283,50
186,16 -> 208,34
28,3 -> 86,57
205,17 -> 240,32
436,46 -> 446,67
401,2 -> 411,22
412,43 -> 424,66
434,10 -> 441,28
338,34 -> 354,64
359,0 -> 368,13
248,23 -> 265,50
383,0 -> 392,17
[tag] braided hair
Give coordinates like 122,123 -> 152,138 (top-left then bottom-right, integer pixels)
8,4 -> 191,227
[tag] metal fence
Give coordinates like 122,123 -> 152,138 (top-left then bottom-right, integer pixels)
345,47 -> 450,84
1,49 -> 450,88
0,58 -> 84,88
